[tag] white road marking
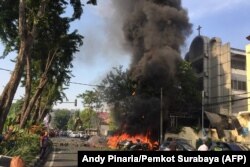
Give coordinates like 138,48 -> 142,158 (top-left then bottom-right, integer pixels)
49,149 -> 62,167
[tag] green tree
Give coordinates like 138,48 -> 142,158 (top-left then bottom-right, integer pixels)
77,89 -> 103,132
99,66 -> 134,103
52,109 -> 71,130
19,0 -> 86,128
35,83 -> 68,124
4,100 -> 23,132
0,0 -> 47,133
97,62 -> 201,135
176,61 -> 201,111
97,66 -> 134,128
67,110 -> 83,131
0,0 -> 89,133
67,116 -> 75,131
78,89 -> 103,110
79,108 -> 98,130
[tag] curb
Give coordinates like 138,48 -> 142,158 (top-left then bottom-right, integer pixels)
27,145 -> 53,167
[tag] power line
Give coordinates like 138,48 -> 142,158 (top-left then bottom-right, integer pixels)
208,91 -> 249,99
69,81 -> 103,87
0,67 -> 12,72
204,96 -> 250,107
0,67 -> 103,88
1,66 -> 250,103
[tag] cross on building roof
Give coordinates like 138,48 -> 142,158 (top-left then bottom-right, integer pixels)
197,25 -> 202,36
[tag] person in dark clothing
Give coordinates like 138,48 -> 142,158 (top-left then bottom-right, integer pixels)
39,131 -> 49,160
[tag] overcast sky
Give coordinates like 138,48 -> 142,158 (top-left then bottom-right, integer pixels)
1,0 -> 250,110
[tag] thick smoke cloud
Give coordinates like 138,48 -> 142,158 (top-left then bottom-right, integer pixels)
111,0 -> 192,138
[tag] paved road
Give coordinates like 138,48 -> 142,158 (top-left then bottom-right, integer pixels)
43,137 -> 103,167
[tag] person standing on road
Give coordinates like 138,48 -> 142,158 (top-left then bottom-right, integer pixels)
39,131 -> 49,160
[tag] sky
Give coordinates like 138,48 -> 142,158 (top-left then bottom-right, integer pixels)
1,0 -> 250,110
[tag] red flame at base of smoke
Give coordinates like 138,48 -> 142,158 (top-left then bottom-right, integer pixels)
107,132 -> 158,150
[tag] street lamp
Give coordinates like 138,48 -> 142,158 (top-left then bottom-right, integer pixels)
246,35 -> 250,112
160,88 -> 163,144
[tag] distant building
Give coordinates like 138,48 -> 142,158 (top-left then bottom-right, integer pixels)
186,35 -> 248,115
97,112 -> 110,136
97,112 -> 110,124
186,36 -> 250,141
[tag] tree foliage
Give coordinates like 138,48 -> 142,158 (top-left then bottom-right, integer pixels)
52,109 -> 71,130
79,108 -> 98,130
77,90 -> 102,110
176,61 -> 201,112
96,62 -> 201,133
0,0 -> 97,132
96,66 -> 135,128
99,66 -> 134,103
19,0 -> 85,127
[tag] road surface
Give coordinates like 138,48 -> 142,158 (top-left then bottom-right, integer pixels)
43,137 -> 104,167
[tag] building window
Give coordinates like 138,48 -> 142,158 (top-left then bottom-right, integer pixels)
231,60 -> 245,70
231,80 -> 246,91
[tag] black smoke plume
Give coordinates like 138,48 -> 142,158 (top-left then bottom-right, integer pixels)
112,0 -> 192,140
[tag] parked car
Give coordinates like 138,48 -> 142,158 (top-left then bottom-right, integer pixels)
80,133 -> 91,140
159,140 -> 196,151
69,132 -> 80,138
209,141 -> 250,151
59,130 -> 68,137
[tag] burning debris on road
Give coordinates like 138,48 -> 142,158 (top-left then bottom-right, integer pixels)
107,132 -> 159,151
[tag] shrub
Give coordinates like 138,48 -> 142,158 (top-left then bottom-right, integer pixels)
0,129 -> 40,164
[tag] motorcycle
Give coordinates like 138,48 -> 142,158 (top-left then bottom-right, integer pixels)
129,142 -> 149,151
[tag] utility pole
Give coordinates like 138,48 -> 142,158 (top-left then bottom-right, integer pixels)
160,88 -> 163,144
246,36 -> 250,111
202,90 -> 204,139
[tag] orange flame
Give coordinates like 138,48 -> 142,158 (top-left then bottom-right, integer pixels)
107,132 -> 158,150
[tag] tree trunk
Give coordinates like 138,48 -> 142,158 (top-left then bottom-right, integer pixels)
31,96 -> 41,125
20,47 -> 58,128
0,0 -> 28,134
0,43 -> 27,133
0,0 -> 48,133
37,104 -> 49,123
20,75 -> 48,128
20,52 -> 31,120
